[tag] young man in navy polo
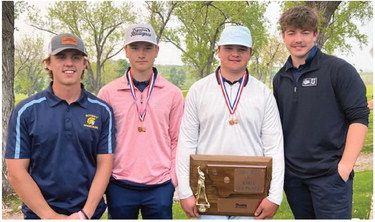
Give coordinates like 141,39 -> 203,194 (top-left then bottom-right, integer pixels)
5,33 -> 115,219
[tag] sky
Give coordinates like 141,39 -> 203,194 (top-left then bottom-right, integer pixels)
14,1 -> 374,72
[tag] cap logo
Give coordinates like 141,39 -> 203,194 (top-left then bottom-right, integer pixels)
61,36 -> 78,46
131,27 -> 151,38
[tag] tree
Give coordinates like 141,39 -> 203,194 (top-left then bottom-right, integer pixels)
100,59 -> 129,86
2,1 -> 15,197
27,1 -> 136,93
250,34 -> 289,87
283,1 -> 373,54
145,1 -> 181,43
164,1 -> 269,79
169,67 -> 186,88
15,36 -> 48,96
115,59 -> 130,77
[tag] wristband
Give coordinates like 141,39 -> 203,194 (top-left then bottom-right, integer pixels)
80,209 -> 90,219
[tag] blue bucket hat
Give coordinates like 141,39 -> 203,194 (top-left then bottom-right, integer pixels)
218,26 -> 252,48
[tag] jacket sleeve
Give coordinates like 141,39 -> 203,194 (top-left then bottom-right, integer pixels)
332,62 -> 369,126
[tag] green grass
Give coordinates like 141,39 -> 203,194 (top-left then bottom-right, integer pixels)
362,84 -> 373,153
273,193 -> 293,219
362,84 -> 373,154
366,84 -> 373,101
173,202 -> 192,219
362,109 -> 373,153
352,170 -> 373,219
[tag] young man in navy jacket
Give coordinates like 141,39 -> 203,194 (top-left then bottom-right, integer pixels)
273,5 -> 369,219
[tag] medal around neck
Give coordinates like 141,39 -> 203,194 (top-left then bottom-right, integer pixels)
218,70 -> 247,126
127,69 -> 156,133
137,126 -> 146,132
229,119 -> 238,125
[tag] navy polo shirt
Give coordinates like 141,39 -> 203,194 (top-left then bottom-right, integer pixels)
285,46 -> 318,83
5,83 -> 115,218
133,78 -> 150,92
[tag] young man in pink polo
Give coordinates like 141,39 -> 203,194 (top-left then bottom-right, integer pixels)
98,24 -> 184,219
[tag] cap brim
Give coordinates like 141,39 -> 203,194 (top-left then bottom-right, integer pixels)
125,40 -> 158,46
218,42 -> 252,48
50,47 -> 87,56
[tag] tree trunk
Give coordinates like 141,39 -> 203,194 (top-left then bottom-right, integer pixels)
2,1 -> 15,196
306,1 -> 342,48
94,65 -> 102,94
86,66 -> 96,93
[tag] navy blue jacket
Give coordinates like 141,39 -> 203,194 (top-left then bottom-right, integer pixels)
273,48 -> 369,179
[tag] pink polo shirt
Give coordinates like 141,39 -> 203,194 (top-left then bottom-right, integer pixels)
98,73 -> 184,185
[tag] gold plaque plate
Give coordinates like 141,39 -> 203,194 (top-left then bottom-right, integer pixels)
234,167 -> 266,194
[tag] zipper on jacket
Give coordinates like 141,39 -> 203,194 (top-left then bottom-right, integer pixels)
292,83 -> 298,103
293,75 -> 299,94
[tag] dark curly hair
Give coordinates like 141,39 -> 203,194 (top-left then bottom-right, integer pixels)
279,5 -> 319,33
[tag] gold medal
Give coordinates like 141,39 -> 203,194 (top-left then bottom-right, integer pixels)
137,126 -> 146,132
229,119 -> 238,125
218,69 -> 246,128
128,70 -> 155,134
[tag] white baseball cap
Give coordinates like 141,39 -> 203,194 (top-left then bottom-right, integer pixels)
218,26 -> 252,48
125,24 -> 158,46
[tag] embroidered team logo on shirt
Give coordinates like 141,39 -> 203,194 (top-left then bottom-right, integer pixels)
302,78 -> 318,87
84,114 -> 99,129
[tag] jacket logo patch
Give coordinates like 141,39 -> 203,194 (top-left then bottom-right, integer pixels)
84,114 -> 99,129
302,78 -> 318,87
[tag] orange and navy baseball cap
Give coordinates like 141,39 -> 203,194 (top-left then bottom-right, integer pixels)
47,33 -> 87,56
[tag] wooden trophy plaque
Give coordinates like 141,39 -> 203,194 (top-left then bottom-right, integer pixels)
190,155 -> 272,216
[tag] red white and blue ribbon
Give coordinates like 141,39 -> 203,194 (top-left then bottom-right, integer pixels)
127,69 -> 156,122
218,69 -> 247,116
